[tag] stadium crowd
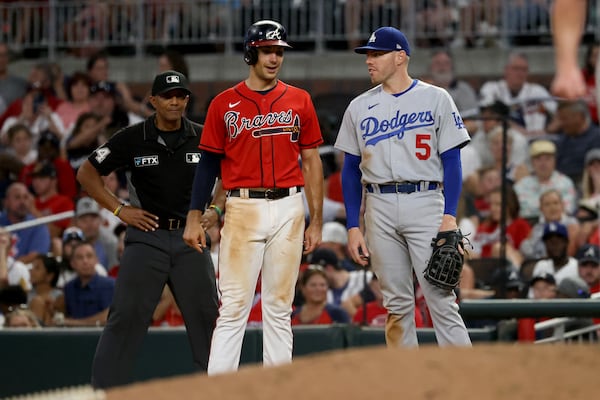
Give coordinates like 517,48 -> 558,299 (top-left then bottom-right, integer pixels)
0,0 -> 559,59
0,17 -> 599,341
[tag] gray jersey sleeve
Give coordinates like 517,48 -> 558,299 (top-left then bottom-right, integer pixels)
436,87 -> 471,153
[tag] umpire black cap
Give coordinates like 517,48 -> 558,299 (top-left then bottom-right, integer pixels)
151,70 -> 191,96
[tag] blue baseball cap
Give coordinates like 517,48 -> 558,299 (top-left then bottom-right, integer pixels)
354,27 -> 411,56
542,222 -> 568,240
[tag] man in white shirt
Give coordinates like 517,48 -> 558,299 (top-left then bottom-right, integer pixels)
479,52 -> 557,139
530,222 -> 580,297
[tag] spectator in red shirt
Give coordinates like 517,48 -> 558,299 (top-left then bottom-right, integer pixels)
471,185 -> 531,267
19,131 -> 78,199
30,162 -> 74,236
0,62 -> 63,140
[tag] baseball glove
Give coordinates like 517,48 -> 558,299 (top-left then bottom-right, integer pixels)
424,229 -> 466,291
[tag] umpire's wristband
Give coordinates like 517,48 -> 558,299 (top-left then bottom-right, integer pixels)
113,202 -> 126,217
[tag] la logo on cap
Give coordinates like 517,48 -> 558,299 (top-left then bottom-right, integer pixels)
368,32 -> 376,43
166,75 -> 180,83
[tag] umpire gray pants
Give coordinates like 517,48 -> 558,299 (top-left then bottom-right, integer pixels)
91,227 -> 218,389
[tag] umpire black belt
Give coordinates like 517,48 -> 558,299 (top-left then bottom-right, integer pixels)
366,181 -> 440,194
157,217 -> 185,231
228,186 -> 302,200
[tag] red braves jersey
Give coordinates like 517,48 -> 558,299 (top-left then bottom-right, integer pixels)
200,81 -> 323,189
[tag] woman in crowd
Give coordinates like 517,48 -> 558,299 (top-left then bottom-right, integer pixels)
54,71 -> 92,137
471,185 -> 531,267
291,267 -> 350,325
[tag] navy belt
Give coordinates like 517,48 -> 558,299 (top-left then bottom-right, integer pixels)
157,218 -> 185,231
366,182 -> 440,194
229,186 -> 301,200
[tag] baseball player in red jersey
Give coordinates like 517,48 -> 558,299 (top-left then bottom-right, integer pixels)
183,20 -> 324,374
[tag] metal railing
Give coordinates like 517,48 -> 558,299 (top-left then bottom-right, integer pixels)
1,0 -> 598,60
533,292 -> 600,343
534,318 -> 599,344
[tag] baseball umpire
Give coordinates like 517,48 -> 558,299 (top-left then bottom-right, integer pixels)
183,19 -> 324,374
77,70 -> 219,388
334,27 -> 472,347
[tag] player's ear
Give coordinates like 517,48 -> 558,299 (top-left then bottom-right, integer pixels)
393,51 -> 403,66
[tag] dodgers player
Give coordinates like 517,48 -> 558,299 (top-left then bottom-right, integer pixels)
183,20 -> 324,374
334,27 -> 472,347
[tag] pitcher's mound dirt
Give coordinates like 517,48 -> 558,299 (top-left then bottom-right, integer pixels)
108,344 -> 598,400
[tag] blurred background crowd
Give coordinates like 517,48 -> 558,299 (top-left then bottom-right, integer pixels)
0,0 -> 599,342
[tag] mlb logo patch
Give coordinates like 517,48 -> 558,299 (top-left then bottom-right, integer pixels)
166,75 -> 180,83
134,155 -> 159,167
186,153 -> 201,163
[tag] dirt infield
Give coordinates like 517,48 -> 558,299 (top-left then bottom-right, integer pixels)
107,344 -> 598,400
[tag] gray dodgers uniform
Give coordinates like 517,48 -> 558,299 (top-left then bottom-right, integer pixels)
335,79 -> 472,346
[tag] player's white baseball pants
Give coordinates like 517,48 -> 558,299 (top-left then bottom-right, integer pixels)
207,192 -> 305,375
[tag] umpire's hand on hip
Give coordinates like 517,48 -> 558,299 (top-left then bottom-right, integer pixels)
183,209 -> 207,253
118,206 -> 159,232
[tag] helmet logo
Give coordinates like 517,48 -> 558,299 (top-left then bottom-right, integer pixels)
266,28 -> 282,40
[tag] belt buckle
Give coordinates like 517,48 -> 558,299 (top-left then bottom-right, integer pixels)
168,218 -> 180,230
265,189 -> 276,200
398,183 -> 416,194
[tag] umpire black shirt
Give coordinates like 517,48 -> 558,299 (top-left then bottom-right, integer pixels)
88,117 -> 203,220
